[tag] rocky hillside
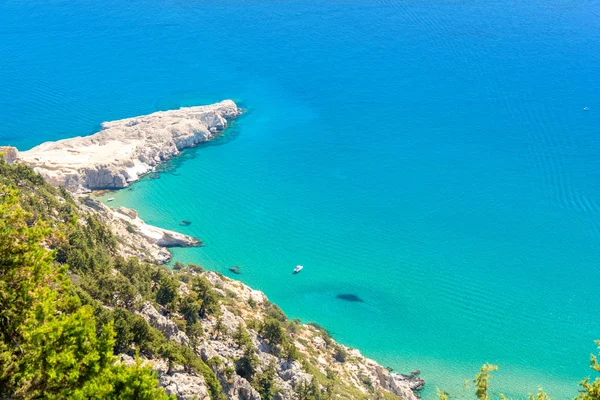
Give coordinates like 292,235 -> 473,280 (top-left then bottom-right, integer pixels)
132,268 -> 424,400
79,187 -> 426,399
0,104 -> 425,399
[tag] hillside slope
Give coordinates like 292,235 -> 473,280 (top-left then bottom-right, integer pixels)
0,158 -> 423,400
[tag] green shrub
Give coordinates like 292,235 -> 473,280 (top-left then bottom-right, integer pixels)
173,317 -> 187,333
246,318 -> 260,331
236,346 -> 259,380
260,318 -> 285,346
232,325 -> 253,349
207,356 -> 223,370
265,303 -> 287,322
282,340 -> 301,362
253,361 -> 280,400
126,222 -> 136,233
333,346 -> 347,363
179,294 -> 202,324
155,271 -> 179,309
188,263 -> 205,273
173,261 -> 185,271
248,298 -> 257,309
186,321 -> 204,341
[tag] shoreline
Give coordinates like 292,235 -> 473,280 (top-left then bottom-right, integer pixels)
14,100 -> 242,193
1,101 -> 425,399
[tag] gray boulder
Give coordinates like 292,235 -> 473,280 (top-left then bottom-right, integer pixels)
138,302 -> 190,346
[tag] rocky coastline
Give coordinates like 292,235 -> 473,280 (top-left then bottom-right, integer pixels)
1,101 -> 424,399
15,100 -> 241,193
131,270 -> 425,400
3,100 -> 241,262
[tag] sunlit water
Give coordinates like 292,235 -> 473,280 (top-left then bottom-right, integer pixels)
2,0 -> 600,397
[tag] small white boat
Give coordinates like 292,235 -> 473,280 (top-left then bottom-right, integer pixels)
107,197 -> 115,202
293,265 -> 304,274
584,106 -> 590,111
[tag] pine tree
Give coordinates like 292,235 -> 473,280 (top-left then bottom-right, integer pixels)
0,184 -> 172,399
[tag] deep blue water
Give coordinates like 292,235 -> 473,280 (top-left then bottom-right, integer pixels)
2,0 -> 600,397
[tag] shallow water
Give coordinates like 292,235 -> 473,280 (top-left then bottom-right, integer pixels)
2,0 -> 600,397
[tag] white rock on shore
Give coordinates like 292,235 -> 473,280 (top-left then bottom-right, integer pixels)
18,100 -> 241,193
82,198 -> 199,264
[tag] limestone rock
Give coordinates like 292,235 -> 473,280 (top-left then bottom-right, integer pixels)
278,360 -> 312,386
116,206 -> 138,219
18,100 -> 241,193
138,302 -> 190,346
218,304 -> 244,334
158,371 -> 210,400
83,198 -> 198,263
222,375 -> 261,400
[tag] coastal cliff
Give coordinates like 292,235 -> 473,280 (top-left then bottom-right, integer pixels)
18,100 -> 241,192
134,270 -> 425,400
82,198 -> 201,264
0,101 -> 424,399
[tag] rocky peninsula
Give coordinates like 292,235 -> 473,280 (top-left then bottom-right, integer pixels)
16,100 -> 241,193
0,101 -> 424,399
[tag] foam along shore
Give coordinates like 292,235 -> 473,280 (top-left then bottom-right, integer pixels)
16,100 -> 241,193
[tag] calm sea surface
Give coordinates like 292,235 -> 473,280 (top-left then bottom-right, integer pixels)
2,0 -> 600,397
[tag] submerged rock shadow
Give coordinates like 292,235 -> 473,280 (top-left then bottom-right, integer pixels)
336,293 -> 365,303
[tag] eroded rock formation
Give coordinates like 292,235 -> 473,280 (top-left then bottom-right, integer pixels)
18,100 -> 241,192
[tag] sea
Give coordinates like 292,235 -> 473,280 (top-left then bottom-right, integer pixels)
1,0 -> 599,398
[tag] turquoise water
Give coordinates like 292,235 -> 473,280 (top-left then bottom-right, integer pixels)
2,0 -> 600,397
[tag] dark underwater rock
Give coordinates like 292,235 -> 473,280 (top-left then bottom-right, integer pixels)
336,293 -> 364,303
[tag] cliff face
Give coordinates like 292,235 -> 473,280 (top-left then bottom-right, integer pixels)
17,100 -> 241,192
139,270 -> 425,400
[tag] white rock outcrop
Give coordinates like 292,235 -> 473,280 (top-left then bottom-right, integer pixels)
114,206 -> 199,247
18,100 -> 241,192
0,146 -> 18,163
158,371 -> 210,400
82,198 -> 199,263
138,302 -> 190,346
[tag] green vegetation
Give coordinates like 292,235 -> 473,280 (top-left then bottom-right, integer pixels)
173,261 -> 185,270
578,341 -> 600,399
260,318 -> 286,346
474,363 -> 498,399
253,361 -> 280,399
0,177 -> 171,399
191,275 -> 220,318
236,346 -> 259,380
333,345 -> 348,363
2,159 -> 599,400
295,376 -> 334,400
232,324 -> 253,349
282,340 -> 301,362
437,343 -> 600,399
0,160 -> 224,399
